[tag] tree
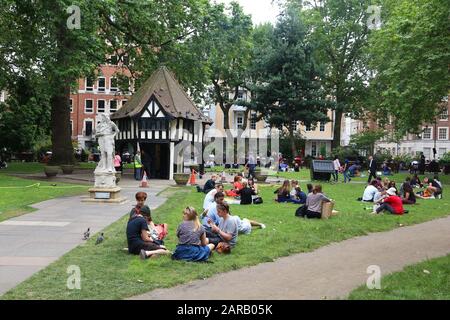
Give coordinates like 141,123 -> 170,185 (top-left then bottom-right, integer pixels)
301,0 -> 373,149
366,0 -> 450,136
0,0 -> 209,164
249,4 -> 332,158
350,129 -> 385,155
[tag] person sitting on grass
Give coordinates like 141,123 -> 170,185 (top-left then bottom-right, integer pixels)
129,192 -> 148,219
274,180 -> 301,204
401,178 -> 416,205
382,177 -> 390,190
126,205 -> 170,260
197,174 -> 218,194
203,183 -> 224,210
172,207 -> 215,262
290,180 -> 307,204
233,215 -> 266,235
410,174 -> 423,188
206,203 -> 238,248
298,185 -> 331,219
387,181 -> 398,194
421,176 -> 443,199
236,179 -> 256,205
362,180 -> 379,202
202,192 -> 224,235
225,175 -> 243,198
372,188 -> 405,215
248,178 -> 259,195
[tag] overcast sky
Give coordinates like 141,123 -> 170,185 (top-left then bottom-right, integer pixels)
215,0 -> 282,26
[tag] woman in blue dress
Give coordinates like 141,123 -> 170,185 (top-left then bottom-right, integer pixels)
172,207 -> 215,262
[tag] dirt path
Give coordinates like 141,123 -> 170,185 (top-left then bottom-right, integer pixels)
131,215 -> 450,300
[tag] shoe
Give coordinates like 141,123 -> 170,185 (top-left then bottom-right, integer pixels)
260,224 -> 266,229
140,249 -> 148,260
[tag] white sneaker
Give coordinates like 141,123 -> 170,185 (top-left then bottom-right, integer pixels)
260,224 -> 266,229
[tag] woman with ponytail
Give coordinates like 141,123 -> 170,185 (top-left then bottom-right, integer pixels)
172,207 -> 215,262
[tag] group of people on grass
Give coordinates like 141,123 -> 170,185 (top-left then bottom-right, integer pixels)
361,174 -> 443,215
126,187 -> 266,262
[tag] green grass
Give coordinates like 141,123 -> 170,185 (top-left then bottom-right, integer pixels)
348,254 -> 450,300
2,177 -> 450,300
0,174 -> 88,222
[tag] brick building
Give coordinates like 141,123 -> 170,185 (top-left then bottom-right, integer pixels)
70,60 -> 133,150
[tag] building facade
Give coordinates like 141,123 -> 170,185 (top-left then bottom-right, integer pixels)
374,97 -> 450,160
70,60 -> 132,150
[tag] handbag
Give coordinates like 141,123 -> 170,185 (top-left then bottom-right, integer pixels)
253,196 -> 263,204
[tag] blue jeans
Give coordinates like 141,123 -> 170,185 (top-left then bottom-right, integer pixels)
135,168 -> 142,180
343,170 -> 351,183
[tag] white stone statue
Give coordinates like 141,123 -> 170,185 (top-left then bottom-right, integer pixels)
94,114 -> 120,188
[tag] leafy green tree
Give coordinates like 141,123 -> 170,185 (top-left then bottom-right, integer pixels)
366,0 -> 450,135
350,129 -> 385,155
249,4 -> 332,157
0,0 -> 209,164
301,0 -> 373,149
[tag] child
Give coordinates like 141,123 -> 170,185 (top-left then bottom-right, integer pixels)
172,207 -> 215,262
129,192 -> 148,219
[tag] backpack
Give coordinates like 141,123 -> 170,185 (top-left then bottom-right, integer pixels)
253,197 -> 263,205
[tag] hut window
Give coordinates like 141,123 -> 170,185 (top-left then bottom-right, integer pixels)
140,119 -> 167,131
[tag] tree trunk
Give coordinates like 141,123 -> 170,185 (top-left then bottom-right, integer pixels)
332,108 -> 343,150
290,133 -> 297,159
49,85 -> 75,165
222,104 -> 231,130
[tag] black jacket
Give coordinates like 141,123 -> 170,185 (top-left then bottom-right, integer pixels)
369,159 -> 377,172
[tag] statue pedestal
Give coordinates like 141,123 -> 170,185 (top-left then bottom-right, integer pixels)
82,186 -> 127,204
82,172 -> 127,204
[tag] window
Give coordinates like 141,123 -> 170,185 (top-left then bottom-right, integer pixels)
85,99 -> 93,113
97,100 -> 105,113
305,123 -> 311,132
438,127 -> 448,140
85,120 -> 93,136
70,120 -> 73,136
110,78 -> 118,92
440,109 -> 448,121
85,77 -> 94,91
291,121 -> 297,131
110,100 -> 118,113
422,127 -> 432,140
140,119 -> 167,131
250,113 -> 257,130
98,77 -> 106,92
122,100 -> 128,107
319,122 -> 325,132
109,55 -> 118,65
439,148 -> 446,158
237,114 -> 244,130
69,99 -> 73,113
423,148 -> 431,160
237,90 -> 245,101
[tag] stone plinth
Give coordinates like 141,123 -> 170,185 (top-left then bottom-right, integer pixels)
94,171 -> 117,189
82,187 -> 127,204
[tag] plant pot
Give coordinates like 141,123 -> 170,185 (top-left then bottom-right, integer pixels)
173,173 -> 190,185
254,170 -> 268,183
60,165 -> 74,174
44,166 -> 59,178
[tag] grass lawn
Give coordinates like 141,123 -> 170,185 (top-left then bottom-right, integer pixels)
348,254 -> 450,300
2,177 -> 450,300
0,174 -> 88,222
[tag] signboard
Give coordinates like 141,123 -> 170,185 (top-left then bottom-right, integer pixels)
95,192 -> 111,200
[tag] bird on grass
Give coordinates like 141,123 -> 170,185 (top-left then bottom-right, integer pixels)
83,228 -> 90,240
95,233 -> 104,245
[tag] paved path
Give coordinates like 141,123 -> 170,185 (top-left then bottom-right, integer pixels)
0,176 -> 173,296
131,215 -> 450,300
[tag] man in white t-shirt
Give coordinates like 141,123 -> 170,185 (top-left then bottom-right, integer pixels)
362,181 -> 379,202
203,184 -> 224,210
333,156 -> 341,182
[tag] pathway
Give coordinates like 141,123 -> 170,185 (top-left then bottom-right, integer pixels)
131,215 -> 450,300
0,176 -> 172,296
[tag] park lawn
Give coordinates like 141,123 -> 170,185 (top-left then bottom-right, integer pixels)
2,179 -> 450,300
348,254 -> 450,300
0,174 -> 88,222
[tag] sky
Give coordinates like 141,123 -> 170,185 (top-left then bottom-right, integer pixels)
215,0 -> 282,25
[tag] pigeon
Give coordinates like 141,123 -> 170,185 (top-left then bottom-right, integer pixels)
95,233 -> 104,245
83,228 -> 90,240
